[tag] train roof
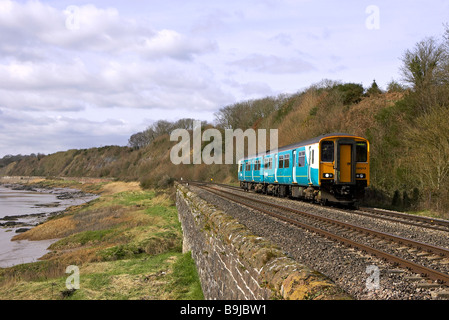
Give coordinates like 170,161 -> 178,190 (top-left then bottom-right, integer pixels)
238,132 -> 366,161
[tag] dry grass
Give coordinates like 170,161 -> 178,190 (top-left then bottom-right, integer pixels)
12,215 -> 77,241
151,192 -> 172,207
101,181 -> 141,195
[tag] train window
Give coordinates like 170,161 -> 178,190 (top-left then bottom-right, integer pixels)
255,159 -> 260,170
279,155 -> 284,168
245,162 -> 250,171
321,141 -> 334,162
298,151 -> 305,167
264,157 -> 272,170
356,142 -> 367,162
284,154 -> 290,168
239,164 -> 242,172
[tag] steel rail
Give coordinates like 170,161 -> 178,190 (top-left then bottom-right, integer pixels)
195,184 -> 449,285
358,207 -> 449,232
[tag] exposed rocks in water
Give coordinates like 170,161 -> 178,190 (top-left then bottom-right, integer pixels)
0,221 -> 33,227
56,191 -> 88,200
1,211 -> 61,221
0,183 -> 99,234
33,202 -> 60,208
9,185 -> 37,192
0,211 -> 63,229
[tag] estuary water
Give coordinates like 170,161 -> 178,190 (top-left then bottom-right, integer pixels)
0,185 -> 97,268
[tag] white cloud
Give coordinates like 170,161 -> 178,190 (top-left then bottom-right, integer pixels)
0,0 -> 448,157
0,59 -> 89,91
140,29 -> 217,60
0,1 -> 217,60
0,0 -> 226,113
0,108 -> 135,155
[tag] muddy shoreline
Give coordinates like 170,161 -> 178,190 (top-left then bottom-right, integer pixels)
0,182 -> 100,267
0,183 -> 99,233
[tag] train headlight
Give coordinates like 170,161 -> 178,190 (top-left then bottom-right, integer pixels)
356,173 -> 366,179
323,173 -> 334,178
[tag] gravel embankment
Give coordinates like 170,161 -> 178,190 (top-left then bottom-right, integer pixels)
190,185 -> 449,300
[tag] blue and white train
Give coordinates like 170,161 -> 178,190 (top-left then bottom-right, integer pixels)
238,133 -> 370,205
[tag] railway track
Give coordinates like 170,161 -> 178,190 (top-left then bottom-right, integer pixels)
189,182 -> 449,289
356,207 -> 449,233
203,181 -> 449,234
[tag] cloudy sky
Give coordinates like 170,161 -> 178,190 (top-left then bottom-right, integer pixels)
0,0 -> 448,157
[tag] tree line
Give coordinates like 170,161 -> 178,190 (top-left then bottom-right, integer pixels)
0,153 -> 46,168
128,118 -> 210,149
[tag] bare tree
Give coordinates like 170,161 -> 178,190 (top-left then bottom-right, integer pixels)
400,37 -> 447,113
214,95 -> 285,129
442,23 -> 449,84
128,118 -> 203,149
400,37 -> 446,89
128,131 -> 151,149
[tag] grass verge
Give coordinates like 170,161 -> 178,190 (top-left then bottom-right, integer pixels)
0,179 -> 204,300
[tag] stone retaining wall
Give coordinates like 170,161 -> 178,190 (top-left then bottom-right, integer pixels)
176,182 -> 351,300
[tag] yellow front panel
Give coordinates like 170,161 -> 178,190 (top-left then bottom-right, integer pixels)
320,162 -> 334,184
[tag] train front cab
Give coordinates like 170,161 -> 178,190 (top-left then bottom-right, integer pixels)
319,135 -> 369,204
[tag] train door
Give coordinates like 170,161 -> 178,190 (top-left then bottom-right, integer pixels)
292,150 -> 297,184
307,146 -> 312,184
339,143 -> 353,183
238,161 -> 243,181
251,160 -> 254,181
297,149 -> 307,185
285,152 -> 291,184
245,160 -> 250,181
274,154 -> 278,182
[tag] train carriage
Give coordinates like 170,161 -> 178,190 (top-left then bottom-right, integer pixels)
238,133 -> 370,205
